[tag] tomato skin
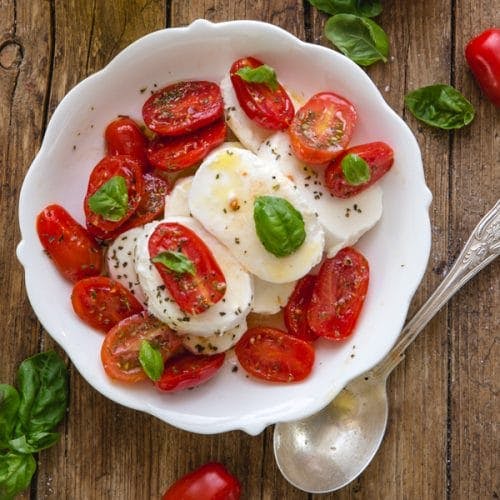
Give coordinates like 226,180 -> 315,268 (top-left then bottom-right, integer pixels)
289,92 -> 357,165
142,81 -> 224,136
325,142 -> 394,198
235,327 -> 315,383
149,222 -> 226,315
101,312 -> 183,383
36,204 -> 103,282
284,275 -> 319,342
147,119 -> 226,172
162,462 -> 241,500
230,57 -> 295,130
156,352 -> 225,392
307,247 -> 369,341
105,117 -> 149,168
71,276 -> 143,333
465,28 -> 500,107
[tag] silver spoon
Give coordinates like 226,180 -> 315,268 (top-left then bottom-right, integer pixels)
274,200 -> 500,494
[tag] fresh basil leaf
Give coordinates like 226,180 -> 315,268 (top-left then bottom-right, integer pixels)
0,452 -> 36,499
138,341 -> 164,382
405,84 -> 475,129
88,175 -> 128,222
16,351 -> 68,436
341,153 -> 371,185
235,64 -> 279,91
253,196 -> 306,257
0,386 -> 20,450
8,432 -> 60,454
151,251 -> 196,276
325,14 -> 389,66
309,0 -> 382,17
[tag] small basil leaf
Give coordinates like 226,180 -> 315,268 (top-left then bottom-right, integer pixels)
325,14 -> 389,66
0,452 -> 36,499
0,386 -> 20,450
88,175 -> 129,222
405,84 -> 475,130
151,251 -> 196,276
8,431 -> 60,454
341,154 -> 371,185
253,196 -> 306,257
235,65 -> 279,91
16,351 -> 68,435
138,341 -> 164,382
308,0 -> 382,17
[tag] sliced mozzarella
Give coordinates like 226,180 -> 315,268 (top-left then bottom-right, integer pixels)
106,227 -> 147,306
189,145 -> 325,283
135,217 -> 253,337
164,176 -> 193,218
258,132 -> 383,257
251,278 -> 296,315
182,320 -> 247,355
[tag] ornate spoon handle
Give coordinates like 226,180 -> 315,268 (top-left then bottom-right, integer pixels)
374,200 -> 500,378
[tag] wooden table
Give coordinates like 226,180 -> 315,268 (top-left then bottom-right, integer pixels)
1,1 -> 498,498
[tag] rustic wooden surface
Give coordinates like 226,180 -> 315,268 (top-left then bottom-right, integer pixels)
1,0 -> 498,498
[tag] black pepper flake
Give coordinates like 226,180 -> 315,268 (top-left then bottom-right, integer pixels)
231,366 -> 238,373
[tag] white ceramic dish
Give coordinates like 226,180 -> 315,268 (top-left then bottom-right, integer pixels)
17,19 -> 432,435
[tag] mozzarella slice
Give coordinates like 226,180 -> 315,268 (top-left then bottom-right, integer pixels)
189,145 -> 325,283
182,320 -> 247,355
164,176 -> 193,218
106,227 -> 148,306
251,278 -> 296,315
135,217 -> 253,337
258,132 -> 383,257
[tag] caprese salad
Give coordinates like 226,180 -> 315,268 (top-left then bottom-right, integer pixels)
36,56 -> 394,391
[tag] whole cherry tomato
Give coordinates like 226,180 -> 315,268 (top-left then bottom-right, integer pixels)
105,116 -> 149,167
162,462 -> 241,500
36,204 -> 103,282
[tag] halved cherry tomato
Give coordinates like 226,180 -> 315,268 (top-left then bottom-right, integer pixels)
36,204 -> 103,282
142,81 -> 224,136
230,56 -> 295,130
149,222 -> 226,315
105,116 -> 149,168
84,155 -> 144,238
289,92 -> 357,165
307,247 -> 369,340
147,119 -> 226,172
156,352 -> 225,392
71,276 -> 143,332
101,312 -> 183,383
325,142 -> 394,198
235,327 -> 315,382
284,275 -> 319,342
162,462 -> 241,500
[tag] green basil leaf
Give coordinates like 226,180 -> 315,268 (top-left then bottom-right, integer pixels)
138,341 -> 164,382
0,386 -> 20,450
405,84 -> 475,130
0,452 -> 36,499
325,14 -> 389,66
253,196 -> 306,257
8,432 -> 60,454
88,175 -> 128,222
309,0 -> 382,17
16,351 -> 68,435
151,251 -> 196,276
235,64 -> 279,91
341,153 -> 371,185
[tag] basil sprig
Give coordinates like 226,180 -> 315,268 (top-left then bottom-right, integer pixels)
341,154 -> 371,185
152,251 -> 196,276
88,175 -> 128,222
235,65 -> 279,91
254,196 -> 306,257
405,84 -> 475,130
138,341 -> 164,382
309,0 -> 382,17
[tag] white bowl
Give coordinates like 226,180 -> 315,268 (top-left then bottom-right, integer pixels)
17,19 -> 431,435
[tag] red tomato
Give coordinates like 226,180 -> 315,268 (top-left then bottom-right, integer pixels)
307,247 -> 369,341
162,462 -> 241,500
142,81 -> 223,136
84,155 -> 144,238
105,116 -> 149,167
230,56 -> 295,130
149,222 -> 226,315
36,204 -> 103,282
101,312 -> 183,383
324,142 -> 394,198
284,275 -> 319,342
71,276 -> 143,332
235,327 -> 315,383
289,92 -> 357,165
156,352 -> 225,392
465,28 -> 500,107
147,119 -> 226,172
